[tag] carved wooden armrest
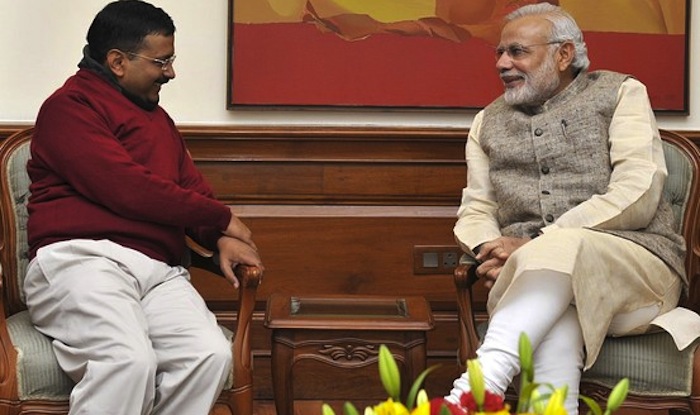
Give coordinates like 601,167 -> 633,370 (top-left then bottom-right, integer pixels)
453,254 -> 480,367
0,269 -> 10,327
186,236 -> 215,259
454,254 -> 479,290
184,236 -> 263,286
184,236 -> 262,394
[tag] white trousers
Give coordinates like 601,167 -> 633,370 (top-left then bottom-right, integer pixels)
24,240 -> 232,415
446,270 -> 659,415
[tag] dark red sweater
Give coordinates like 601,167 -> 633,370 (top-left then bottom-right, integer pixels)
27,69 -> 232,265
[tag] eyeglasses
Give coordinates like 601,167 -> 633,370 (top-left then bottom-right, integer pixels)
125,51 -> 176,71
495,41 -> 563,61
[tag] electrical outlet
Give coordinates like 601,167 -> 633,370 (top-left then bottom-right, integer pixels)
442,251 -> 459,268
413,245 -> 463,275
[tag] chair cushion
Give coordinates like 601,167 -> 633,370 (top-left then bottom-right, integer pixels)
582,331 -> 698,396
6,140 -> 31,305
7,311 -> 73,400
7,310 -> 235,400
662,139 -> 693,234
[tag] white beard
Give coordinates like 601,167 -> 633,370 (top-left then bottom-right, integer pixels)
503,55 -> 560,106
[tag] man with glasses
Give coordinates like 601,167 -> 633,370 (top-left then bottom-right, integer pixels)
24,1 -> 263,414
445,3 -> 691,414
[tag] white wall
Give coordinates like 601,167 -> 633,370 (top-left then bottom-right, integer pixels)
0,0 -> 697,130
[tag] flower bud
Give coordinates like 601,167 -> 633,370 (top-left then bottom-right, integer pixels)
606,378 -> 629,414
378,345 -> 401,401
518,332 -> 534,382
467,359 -> 485,410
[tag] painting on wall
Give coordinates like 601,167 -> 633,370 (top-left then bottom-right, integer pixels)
228,0 -> 690,113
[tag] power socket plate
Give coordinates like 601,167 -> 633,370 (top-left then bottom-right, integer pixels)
413,245 -> 462,275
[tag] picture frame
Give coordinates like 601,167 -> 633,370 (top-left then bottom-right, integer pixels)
227,0 -> 690,113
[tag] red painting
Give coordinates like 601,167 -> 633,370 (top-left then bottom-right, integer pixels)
228,0 -> 689,113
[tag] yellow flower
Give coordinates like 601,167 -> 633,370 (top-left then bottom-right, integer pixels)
408,400 -> 430,415
473,409 -> 511,415
370,398 -> 409,415
542,388 -> 568,415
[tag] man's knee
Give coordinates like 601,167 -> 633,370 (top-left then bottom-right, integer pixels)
212,337 -> 233,367
85,344 -> 158,384
537,307 -> 584,360
195,331 -> 232,370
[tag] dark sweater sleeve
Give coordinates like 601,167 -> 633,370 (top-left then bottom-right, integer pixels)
177,143 -> 232,250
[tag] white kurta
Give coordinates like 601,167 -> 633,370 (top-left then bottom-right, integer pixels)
454,78 -> 700,368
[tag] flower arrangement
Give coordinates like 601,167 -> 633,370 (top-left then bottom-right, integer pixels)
321,333 -> 629,415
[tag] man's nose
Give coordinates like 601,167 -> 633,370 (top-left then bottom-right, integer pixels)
163,65 -> 176,79
496,53 -> 513,71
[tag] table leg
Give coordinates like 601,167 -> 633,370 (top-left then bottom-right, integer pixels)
271,336 -> 295,415
405,342 -> 428,383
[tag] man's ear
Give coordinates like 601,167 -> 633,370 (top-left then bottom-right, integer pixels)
556,41 -> 575,72
105,49 -> 127,77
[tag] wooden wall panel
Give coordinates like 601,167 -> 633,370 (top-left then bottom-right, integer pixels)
195,161 -> 465,204
194,211 -> 457,300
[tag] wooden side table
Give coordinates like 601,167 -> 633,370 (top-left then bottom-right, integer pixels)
264,294 -> 434,415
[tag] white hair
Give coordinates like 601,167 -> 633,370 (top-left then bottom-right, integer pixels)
507,3 -> 590,73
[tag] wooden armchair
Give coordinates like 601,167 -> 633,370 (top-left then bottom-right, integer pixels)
453,129 -> 700,415
0,128 -> 262,415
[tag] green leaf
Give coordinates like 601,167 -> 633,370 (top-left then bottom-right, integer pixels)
406,364 -> 440,409
517,381 -> 540,413
519,332 -> 534,382
378,345 -> 401,401
321,403 -> 336,415
579,395 -> 603,415
343,401 -> 360,415
440,403 -> 453,415
604,378 -> 629,415
517,332 -> 535,413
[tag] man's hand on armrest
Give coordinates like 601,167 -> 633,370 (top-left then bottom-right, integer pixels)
216,236 -> 264,289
